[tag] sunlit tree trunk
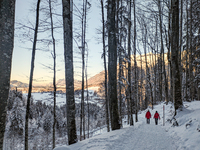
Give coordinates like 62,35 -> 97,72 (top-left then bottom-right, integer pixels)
85,52 -> 90,138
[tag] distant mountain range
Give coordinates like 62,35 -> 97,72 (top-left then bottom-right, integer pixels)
10,80 -> 29,88
10,71 -> 105,91
11,53 -> 166,92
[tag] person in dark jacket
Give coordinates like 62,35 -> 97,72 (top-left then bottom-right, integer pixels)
153,111 -> 160,125
145,110 -> 151,124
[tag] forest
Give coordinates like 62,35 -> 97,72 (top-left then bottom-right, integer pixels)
0,0 -> 200,150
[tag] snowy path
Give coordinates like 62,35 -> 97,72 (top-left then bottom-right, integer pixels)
67,123 -> 177,150
106,124 -> 177,150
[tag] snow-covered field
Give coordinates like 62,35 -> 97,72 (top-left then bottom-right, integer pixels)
25,91 -> 101,106
54,101 -> 200,150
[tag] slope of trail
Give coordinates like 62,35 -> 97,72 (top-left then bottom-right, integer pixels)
106,124 -> 177,150
66,123 -> 177,150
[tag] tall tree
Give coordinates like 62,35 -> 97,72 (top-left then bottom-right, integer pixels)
62,0 -> 77,145
171,0 -> 182,113
0,0 -> 16,148
127,0 -> 134,126
158,0 -> 169,104
100,0 -> 110,132
107,0 -> 120,130
133,0 -> 138,122
189,0 -> 194,101
25,0 -> 41,149
48,0 -> 57,148
185,0 -> 189,101
80,0 -> 88,140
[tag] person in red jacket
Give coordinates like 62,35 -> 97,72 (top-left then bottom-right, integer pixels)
153,111 -> 160,125
145,110 -> 151,124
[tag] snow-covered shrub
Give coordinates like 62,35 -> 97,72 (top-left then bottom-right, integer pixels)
43,109 -> 53,133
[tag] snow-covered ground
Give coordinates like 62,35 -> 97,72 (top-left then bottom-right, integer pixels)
54,101 -> 200,150
25,91 -> 101,106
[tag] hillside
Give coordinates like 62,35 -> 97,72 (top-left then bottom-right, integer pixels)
10,80 -> 29,88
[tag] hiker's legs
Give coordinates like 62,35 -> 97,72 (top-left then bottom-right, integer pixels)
155,118 -> 158,125
147,119 -> 150,124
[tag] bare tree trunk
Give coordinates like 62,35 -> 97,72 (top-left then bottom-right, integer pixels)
80,0 -> 87,141
179,0 -> 183,101
25,1 -> 41,149
116,0 -> 122,128
100,0 -> 110,132
140,54 -> 143,110
171,0 -> 182,114
144,23 -> 153,110
133,0 -> 138,122
48,0 -> 57,148
107,0 -> 120,130
185,0 -> 189,101
62,0 -> 77,145
85,52 -> 89,138
127,0 -> 134,126
158,0 -> 169,104
189,0 -> 194,101
154,18 -> 158,104
167,0 -> 173,103
0,0 -> 15,149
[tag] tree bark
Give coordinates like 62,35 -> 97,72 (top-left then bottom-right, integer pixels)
133,0 -> 138,123
127,0 -> 134,126
62,0 -> 77,145
25,0 -> 41,149
0,0 -> 15,148
189,0 -> 194,101
48,0 -> 57,148
171,0 -> 182,113
107,0 -> 120,130
158,0 -> 169,104
100,0 -> 110,132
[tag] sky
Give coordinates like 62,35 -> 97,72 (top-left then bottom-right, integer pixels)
11,0 -> 105,85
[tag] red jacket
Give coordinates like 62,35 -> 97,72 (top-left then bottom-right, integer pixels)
154,112 -> 160,119
145,111 -> 151,119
